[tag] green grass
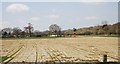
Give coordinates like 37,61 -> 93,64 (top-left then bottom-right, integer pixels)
79,35 -> 120,38
1,37 -> 61,40
1,35 -> 119,40
0,56 -> 9,62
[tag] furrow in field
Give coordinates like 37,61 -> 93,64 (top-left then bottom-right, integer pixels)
3,45 -> 23,63
2,42 -> 21,56
1,37 -> 118,62
9,40 -> 36,62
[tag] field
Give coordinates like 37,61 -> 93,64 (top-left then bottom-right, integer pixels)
0,36 -> 119,63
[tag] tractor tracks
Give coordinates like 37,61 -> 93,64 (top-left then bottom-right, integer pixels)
2,45 -> 23,64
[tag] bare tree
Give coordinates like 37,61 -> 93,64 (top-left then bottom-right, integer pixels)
102,20 -> 108,28
12,27 -> 22,37
34,30 -> 43,37
49,24 -> 61,36
2,28 -> 13,33
2,28 -> 12,37
101,21 -> 109,35
24,23 -> 34,37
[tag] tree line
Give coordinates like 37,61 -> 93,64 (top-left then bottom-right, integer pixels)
0,23 -> 63,38
63,22 -> 120,36
0,22 -> 120,38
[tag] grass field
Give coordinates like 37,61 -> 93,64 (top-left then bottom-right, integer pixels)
0,36 -> 119,63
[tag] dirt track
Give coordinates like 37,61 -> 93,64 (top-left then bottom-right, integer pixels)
1,36 -> 119,63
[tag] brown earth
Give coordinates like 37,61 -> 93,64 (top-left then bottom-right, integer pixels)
0,36 -> 118,63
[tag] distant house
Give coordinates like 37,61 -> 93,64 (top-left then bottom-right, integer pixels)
49,35 -> 57,37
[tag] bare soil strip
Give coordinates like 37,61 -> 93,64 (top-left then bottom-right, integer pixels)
1,37 -> 118,63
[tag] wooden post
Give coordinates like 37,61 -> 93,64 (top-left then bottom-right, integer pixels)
103,54 -> 107,63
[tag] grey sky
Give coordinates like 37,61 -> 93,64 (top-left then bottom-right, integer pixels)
1,2 -> 118,31
1,0 -> 120,2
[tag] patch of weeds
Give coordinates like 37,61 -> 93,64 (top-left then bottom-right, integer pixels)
0,56 -> 9,62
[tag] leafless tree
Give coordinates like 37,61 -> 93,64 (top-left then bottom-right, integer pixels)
24,23 -> 34,37
2,28 -> 13,33
2,28 -> 13,37
12,27 -> 22,37
102,21 -> 108,28
49,24 -> 61,36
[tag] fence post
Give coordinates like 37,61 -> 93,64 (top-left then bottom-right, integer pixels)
103,54 -> 107,63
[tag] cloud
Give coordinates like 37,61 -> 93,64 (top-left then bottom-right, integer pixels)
2,0 -> 119,2
85,16 -> 98,20
6,3 -> 29,13
30,17 -> 40,21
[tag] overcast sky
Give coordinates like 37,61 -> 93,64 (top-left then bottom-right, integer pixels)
1,0 -> 120,2
0,0 -> 119,31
